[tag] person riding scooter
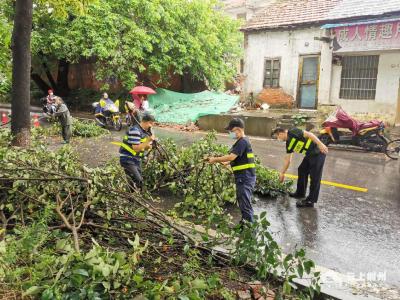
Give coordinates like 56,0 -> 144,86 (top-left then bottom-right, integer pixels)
42,89 -> 57,115
94,93 -> 115,126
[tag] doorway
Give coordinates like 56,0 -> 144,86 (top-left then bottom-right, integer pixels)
298,55 -> 320,109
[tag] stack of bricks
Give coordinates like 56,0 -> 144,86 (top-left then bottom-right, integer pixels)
256,88 -> 294,108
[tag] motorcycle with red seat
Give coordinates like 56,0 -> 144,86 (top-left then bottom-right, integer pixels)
319,107 -> 389,153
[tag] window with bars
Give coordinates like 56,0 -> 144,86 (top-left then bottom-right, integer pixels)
263,58 -> 280,88
339,55 -> 379,100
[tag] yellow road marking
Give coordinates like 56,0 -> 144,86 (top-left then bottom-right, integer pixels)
284,174 -> 368,193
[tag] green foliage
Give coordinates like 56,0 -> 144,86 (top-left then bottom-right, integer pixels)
143,133 -> 291,224
34,0 -> 94,18
0,4 -> 11,99
6,234 -> 148,299
292,114 -> 308,127
29,0 -> 242,90
145,135 -> 236,223
70,118 -> 110,137
230,213 -> 321,299
126,0 -> 242,89
255,158 -> 292,197
1,223 -> 233,299
0,0 -> 95,96
143,134 -> 319,297
0,130 -> 237,299
1,0 -> 241,102
0,129 -> 318,299
33,118 -> 109,138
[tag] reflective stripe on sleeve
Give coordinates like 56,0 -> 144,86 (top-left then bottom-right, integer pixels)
288,138 -> 296,150
304,138 -> 312,150
111,142 -> 140,156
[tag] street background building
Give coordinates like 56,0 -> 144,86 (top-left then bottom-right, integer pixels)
240,0 -> 400,124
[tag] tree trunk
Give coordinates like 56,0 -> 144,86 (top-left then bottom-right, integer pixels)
181,68 -> 207,93
11,0 -> 33,147
42,60 -> 57,90
56,59 -> 70,96
31,71 -> 51,93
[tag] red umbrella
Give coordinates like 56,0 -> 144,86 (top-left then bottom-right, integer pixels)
129,86 -> 156,95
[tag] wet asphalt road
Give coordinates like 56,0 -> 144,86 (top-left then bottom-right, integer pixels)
4,108 -> 398,291
154,128 -> 400,288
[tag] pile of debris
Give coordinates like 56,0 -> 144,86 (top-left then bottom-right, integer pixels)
156,121 -> 199,132
237,281 -> 276,300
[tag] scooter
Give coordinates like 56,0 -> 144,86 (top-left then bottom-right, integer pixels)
92,100 -> 122,131
41,97 -> 56,117
319,107 -> 389,153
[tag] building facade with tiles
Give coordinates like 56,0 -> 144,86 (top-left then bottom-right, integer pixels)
242,0 -> 400,123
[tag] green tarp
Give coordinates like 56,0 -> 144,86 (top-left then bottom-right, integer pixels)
148,88 -> 239,124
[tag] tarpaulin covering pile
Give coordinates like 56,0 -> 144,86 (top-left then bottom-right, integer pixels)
148,88 -> 239,124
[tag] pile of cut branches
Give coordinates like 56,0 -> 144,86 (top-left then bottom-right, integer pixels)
143,133 -> 292,223
32,117 -> 109,138
0,129 -> 319,299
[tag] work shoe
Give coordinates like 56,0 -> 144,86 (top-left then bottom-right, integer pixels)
289,192 -> 305,199
296,199 -> 314,208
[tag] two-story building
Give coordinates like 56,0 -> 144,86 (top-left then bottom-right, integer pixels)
242,0 -> 400,123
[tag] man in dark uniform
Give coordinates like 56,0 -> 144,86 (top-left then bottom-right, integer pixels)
208,118 -> 256,223
273,127 -> 328,208
112,113 -> 155,190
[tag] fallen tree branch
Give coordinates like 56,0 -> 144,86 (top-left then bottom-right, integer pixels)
0,177 -> 88,182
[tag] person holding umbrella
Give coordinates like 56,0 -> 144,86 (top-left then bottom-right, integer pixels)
125,86 -> 156,126
132,94 -> 149,111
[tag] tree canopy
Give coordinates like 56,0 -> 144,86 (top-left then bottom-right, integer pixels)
1,0 -> 242,96
0,5 -> 11,97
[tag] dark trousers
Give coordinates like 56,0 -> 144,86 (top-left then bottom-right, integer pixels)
296,153 -> 326,203
120,160 -> 143,191
61,125 -> 72,142
236,178 -> 256,222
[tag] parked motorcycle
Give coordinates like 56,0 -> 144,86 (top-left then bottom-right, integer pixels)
92,100 -> 122,131
385,139 -> 400,160
319,107 -> 389,153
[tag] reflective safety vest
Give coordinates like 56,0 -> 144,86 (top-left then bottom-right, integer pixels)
287,137 -> 313,155
230,138 -> 256,172
231,152 -> 255,172
111,134 -> 149,159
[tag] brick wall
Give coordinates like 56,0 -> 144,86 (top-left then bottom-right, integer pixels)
68,60 -> 184,92
256,88 -> 294,108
